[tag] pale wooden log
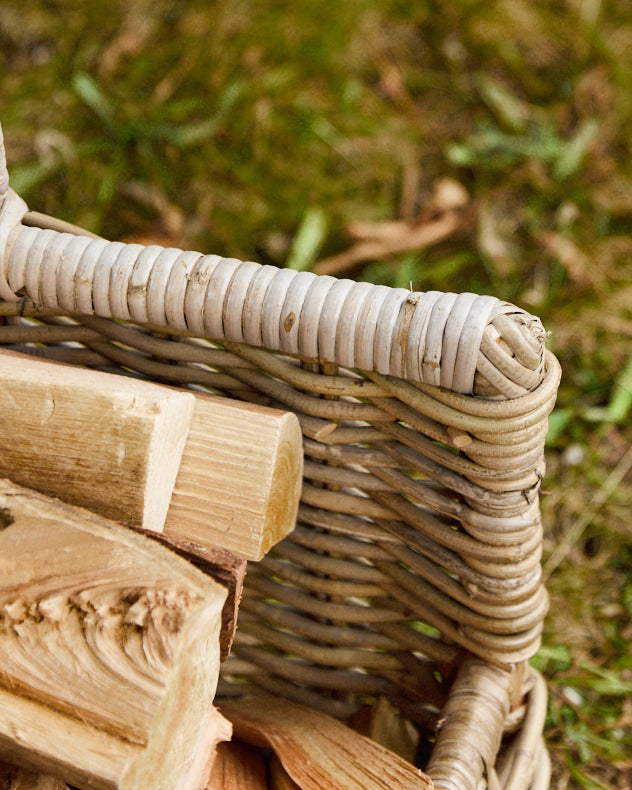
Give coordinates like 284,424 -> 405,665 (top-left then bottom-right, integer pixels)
351,697 -> 419,765
0,350 -> 194,534
207,740 -> 268,790
269,755 -> 300,790
163,392 -> 303,561
0,479 -> 231,790
133,529 -> 246,661
0,350 -> 303,561
219,696 -> 433,790
188,708 -> 234,790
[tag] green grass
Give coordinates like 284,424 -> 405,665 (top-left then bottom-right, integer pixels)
2,1 -> 632,786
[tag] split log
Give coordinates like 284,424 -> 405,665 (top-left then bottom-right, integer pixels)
269,755 -> 300,790
163,392 -> 303,561
207,741 -> 267,790
0,350 -> 303,560
219,696 -> 433,790
0,349 -> 194,534
0,479 -> 231,790
351,697 -> 419,764
135,532 -> 246,662
191,708 -> 234,790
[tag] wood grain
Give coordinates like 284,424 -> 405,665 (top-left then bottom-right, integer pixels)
0,349 -> 194,533
351,697 -> 419,765
269,755 -> 300,790
164,393 -> 303,561
207,740 -> 268,790
219,696 -> 432,790
0,479 -> 230,790
132,529 -> 246,662
0,350 -> 303,560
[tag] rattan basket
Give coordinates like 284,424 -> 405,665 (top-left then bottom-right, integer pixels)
0,127 -> 560,790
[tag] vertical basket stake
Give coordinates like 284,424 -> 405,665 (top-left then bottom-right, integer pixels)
0,122 -> 29,301
0,122 -> 8,208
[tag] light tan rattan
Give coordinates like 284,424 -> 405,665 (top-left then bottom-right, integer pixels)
0,126 -> 560,790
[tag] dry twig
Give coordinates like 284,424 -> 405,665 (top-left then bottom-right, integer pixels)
313,178 -> 470,276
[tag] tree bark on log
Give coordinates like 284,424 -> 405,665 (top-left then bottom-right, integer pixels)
207,741 -> 268,789
132,529 -> 245,662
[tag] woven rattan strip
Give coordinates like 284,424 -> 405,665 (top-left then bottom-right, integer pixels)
1,197 -> 544,395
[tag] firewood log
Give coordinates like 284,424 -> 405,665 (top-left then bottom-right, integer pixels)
0,480 -> 231,790
351,696 -> 419,764
0,349 -> 194,534
163,390 -> 302,561
269,755 -> 300,790
0,350 -> 303,560
219,696 -> 433,790
207,740 -> 267,789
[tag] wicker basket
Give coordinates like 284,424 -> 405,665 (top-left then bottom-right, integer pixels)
0,128 -> 560,790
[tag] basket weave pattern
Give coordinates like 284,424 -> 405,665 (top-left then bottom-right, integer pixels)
0,128 -> 560,789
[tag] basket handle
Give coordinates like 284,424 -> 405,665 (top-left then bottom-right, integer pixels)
0,125 -> 545,396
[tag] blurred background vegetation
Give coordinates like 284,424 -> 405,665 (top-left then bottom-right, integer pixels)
1,1 -> 631,787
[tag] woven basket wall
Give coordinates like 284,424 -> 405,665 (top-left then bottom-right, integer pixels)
0,134 -> 561,790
